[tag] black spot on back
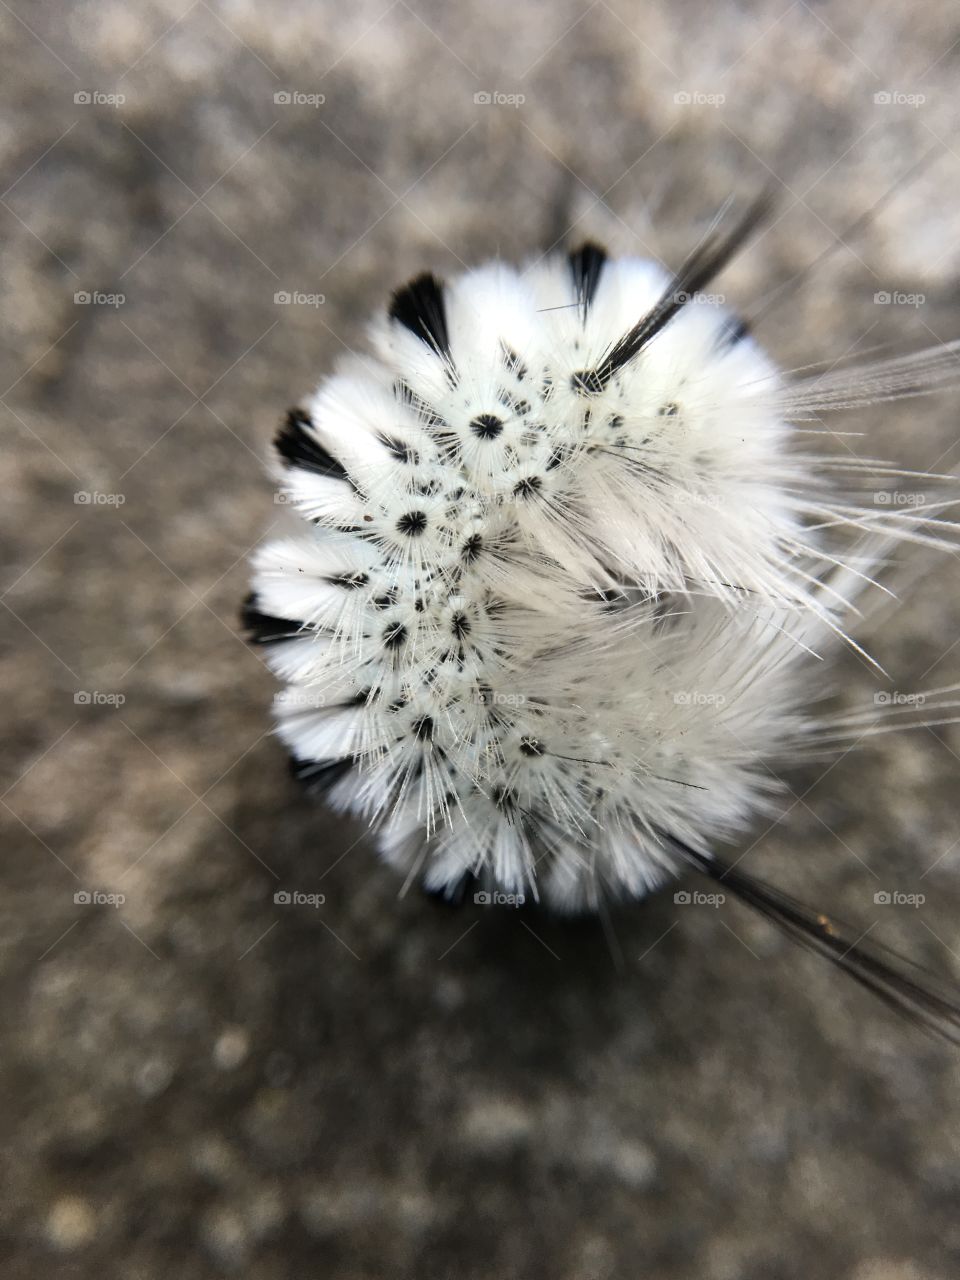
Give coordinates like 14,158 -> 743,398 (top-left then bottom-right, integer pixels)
498,390 -> 532,416
412,715 -> 434,741
388,273 -> 451,357
470,413 -> 504,440
451,611 -> 470,639
383,622 -> 407,649
513,475 -> 542,499
570,370 -> 605,396
394,379 -> 449,429
501,344 -> 528,381
380,435 -> 418,464
492,785 -> 517,813
397,510 -> 428,536
274,409 -> 349,483
462,534 -> 483,563
568,242 -> 607,313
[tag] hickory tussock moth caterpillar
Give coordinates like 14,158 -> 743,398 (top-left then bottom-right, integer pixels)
245,194 -> 960,1042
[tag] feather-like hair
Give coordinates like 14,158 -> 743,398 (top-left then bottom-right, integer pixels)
246,199 -> 960,1041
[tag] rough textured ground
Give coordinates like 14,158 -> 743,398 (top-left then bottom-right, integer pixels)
3,2 -> 960,1277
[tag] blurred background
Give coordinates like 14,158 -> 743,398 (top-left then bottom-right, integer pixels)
3,1 -> 960,1276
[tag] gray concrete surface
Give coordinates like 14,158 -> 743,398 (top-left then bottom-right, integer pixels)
3,1 -> 960,1276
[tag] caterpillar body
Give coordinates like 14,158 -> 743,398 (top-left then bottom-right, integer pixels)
245,203 -> 960,1040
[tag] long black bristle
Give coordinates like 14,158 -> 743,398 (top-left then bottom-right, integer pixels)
568,242 -> 607,316
274,408 -> 349,482
388,272 -> 451,357
670,838 -> 960,1046
575,193 -> 773,393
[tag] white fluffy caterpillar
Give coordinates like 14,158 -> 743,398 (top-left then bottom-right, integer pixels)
246,199 -> 960,1040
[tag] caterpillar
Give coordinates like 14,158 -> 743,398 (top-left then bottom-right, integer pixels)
245,195 -> 960,1042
